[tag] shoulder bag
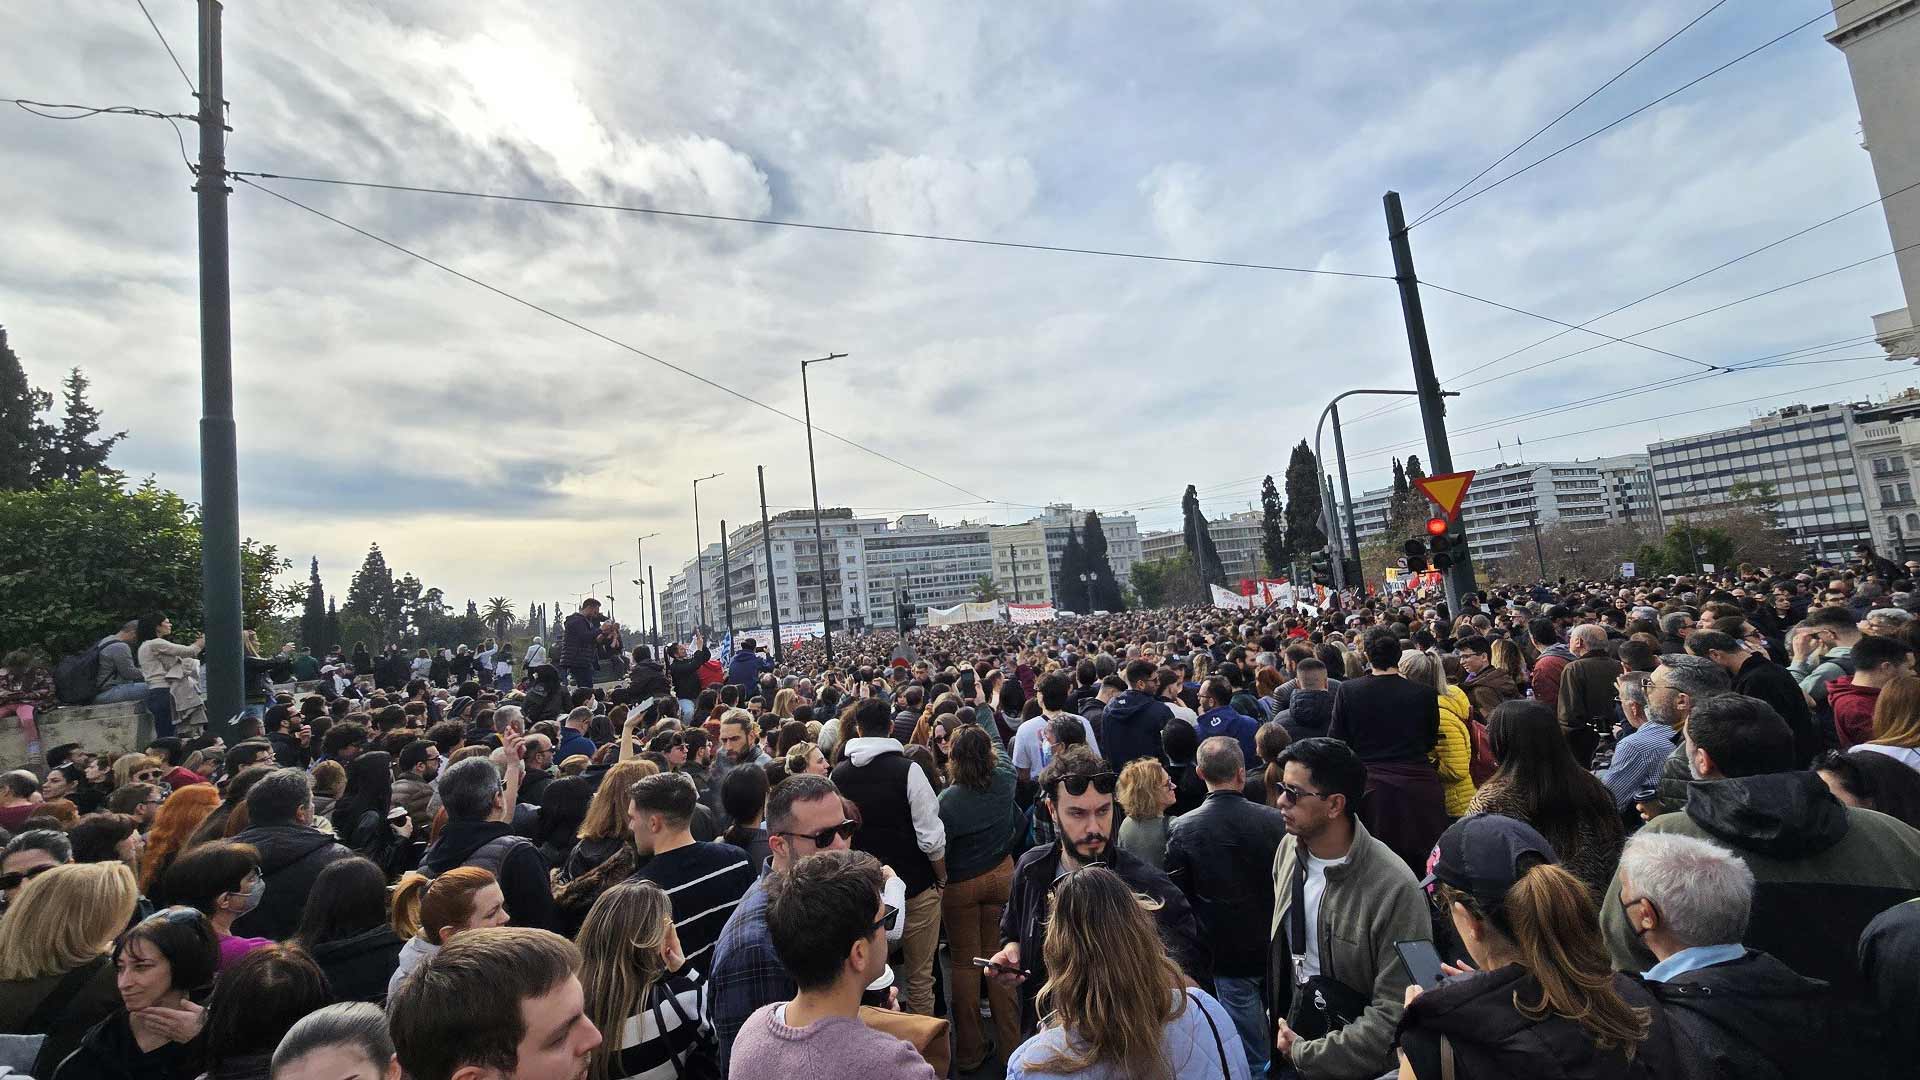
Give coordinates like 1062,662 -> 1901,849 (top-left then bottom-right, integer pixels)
1286,854 -> 1370,1040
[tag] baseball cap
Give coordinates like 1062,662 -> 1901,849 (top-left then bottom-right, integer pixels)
1419,814 -> 1558,910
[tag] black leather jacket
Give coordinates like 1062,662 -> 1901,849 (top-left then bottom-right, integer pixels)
1166,789 -> 1289,977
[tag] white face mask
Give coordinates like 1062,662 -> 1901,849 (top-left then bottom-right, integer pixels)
228,875 -> 265,914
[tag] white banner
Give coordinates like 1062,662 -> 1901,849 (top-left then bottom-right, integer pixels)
927,601 -> 1005,626
737,623 -> 825,646
1007,603 -> 1058,625
1209,585 -> 1253,609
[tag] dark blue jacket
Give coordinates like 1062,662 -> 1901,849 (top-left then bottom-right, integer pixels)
725,651 -> 774,692
1196,706 -> 1260,766
1101,690 -> 1172,768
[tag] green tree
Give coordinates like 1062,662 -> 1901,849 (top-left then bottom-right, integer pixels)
300,557 -> 328,649
343,544 -> 396,644
324,597 -> 341,652
242,539 -> 300,646
45,368 -> 125,483
972,575 -> 1005,602
0,327 -> 55,491
0,472 -> 293,657
1058,522 -> 1089,613
458,599 -> 486,645
483,597 -> 516,643
1182,485 -> 1227,587
1282,441 -> 1325,558
1259,475 -> 1286,576
1131,553 -> 1206,608
1082,511 -> 1125,611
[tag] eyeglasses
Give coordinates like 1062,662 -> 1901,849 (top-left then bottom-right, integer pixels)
774,820 -> 859,848
1054,772 -> 1117,797
1618,894 -> 1659,923
1275,782 -> 1329,803
871,903 -> 900,934
135,771 -> 163,782
0,864 -> 56,890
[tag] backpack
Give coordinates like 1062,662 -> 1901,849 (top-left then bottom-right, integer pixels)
52,641 -> 108,705
1467,717 -> 1497,786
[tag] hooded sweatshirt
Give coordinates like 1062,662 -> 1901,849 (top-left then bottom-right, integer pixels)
1529,642 -> 1575,708
388,934 -> 439,999
228,823 -> 352,940
1278,687 -> 1334,742
1101,689 -> 1172,767
1824,675 -> 1880,749
1602,770 -> 1920,1004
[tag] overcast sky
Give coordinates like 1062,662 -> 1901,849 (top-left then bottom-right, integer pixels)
4,1 -> 1910,618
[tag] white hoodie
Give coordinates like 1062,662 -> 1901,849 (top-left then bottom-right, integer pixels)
842,737 -> 947,863
388,934 -> 440,999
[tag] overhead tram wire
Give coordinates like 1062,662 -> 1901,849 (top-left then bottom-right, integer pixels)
1410,0 -> 1868,230
235,175 -> 1004,508
5,96 -> 198,174
225,171 -> 1397,282
1342,233 -> 1920,427
134,0 -> 197,96
1407,0 -> 1731,229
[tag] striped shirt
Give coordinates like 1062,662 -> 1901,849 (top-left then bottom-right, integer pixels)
633,841 -> 756,978
608,969 -> 717,1080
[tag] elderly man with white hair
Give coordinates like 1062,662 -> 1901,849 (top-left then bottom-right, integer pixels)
1557,622 -> 1618,767
1862,607 -> 1913,637
1620,832 -> 1841,1078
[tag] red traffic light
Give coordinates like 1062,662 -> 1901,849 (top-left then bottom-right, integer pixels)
1425,516 -> 1449,536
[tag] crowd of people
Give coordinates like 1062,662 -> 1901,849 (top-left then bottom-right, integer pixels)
2,550 -> 1920,1078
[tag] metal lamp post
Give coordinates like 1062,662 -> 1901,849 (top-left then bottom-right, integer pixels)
633,533 -> 659,641
693,473 -> 722,632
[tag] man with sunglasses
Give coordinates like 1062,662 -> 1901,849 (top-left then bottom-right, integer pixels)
1268,737 -> 1428,1080
987,746 -> 1209,1037
709,774 -> 905,1076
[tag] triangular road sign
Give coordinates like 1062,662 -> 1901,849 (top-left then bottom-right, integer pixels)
1414,470 -> 1475,519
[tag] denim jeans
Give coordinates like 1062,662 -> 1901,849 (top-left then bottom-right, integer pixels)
94,682 -> 149,704
145,688 -> 176,738
567,664 -> 595,690
1214,973 -> 1270,1076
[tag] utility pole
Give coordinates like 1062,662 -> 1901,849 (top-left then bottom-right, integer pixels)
1529,512 -> 1548,581
196,0 -> 243,737
758,465 -> 783,661
801,353 -> 846,670
719,520 -> 736,636
634,533 -> 659,644
1385,191 -> 1476,610
1330,403 -> 1363,568
647,566 -> 659,649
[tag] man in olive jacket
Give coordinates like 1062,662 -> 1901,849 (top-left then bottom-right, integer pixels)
1268,738 -> 1430,1080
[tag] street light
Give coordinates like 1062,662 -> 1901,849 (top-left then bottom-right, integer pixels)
801,352 -> 846,669
634,533 -> 660,641
607,560 -> 627,619
693,473 -> 723,632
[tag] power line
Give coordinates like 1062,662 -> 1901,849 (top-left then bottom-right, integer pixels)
6,97 -> 197,174
1417,284 -> 1722,371
134,0 -> 196,96
1411,0 -> 1862,230
225,170 -> 1398,282
235,175 -> 1006,506
1408,0 -> 1730,228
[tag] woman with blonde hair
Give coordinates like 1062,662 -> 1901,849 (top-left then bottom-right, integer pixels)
140,784 -> 222,898
386,866 -> 508,998
1858,673 -> 1920,772
1400,651 -> 1475,817
1490,637 -> 1528,686
577,880 -> 715,1080
770,687 -> 798,721
1006,865 -> 1246,1080
111,753 -> 168,791
0,862 -> 141,1074
1115,758 -> 1178,870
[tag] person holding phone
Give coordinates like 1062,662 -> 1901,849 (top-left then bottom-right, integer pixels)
1396,814 -> 1679,1079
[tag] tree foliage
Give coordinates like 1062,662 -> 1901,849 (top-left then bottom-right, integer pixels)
1181,485 -> 1227,587
1260,475 -> 1286,577
300,557 -> 330,651
1081,511 -> 1125,611
0,327 -> 57,491
1282,441 -> 1326,557
1130,553 -> 1208,609
483,597 -> 516,643
46,368 -> 126,483
972,575 -> 1004,602
1058,521 -> 1090,613
0,472 -> 295,658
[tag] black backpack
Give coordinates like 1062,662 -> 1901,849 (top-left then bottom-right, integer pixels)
52,640 -> 108,704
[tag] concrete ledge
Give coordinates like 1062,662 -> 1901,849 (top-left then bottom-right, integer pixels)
0,702 -> 153,771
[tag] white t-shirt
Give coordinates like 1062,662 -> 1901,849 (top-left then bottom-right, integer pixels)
1011,713 -> 1101,774
1166,702 -> 1198,725
1298,850 -> 1351,978
1852,743 -> 1920,772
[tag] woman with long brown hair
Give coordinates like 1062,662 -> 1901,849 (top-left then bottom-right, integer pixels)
1006,865 -> 1246,1080
386,866 -> 508,999
139,785 -> 221,898
577,880 -> 715,1080
1396,814 -> 1674,1079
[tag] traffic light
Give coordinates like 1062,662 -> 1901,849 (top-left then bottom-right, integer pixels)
1428,517 -> 1454,572
1402,538 -> 1427,573
1309,548 -> 1332,584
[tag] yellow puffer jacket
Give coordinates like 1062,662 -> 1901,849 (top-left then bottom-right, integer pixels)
1433,684 -> 1476,817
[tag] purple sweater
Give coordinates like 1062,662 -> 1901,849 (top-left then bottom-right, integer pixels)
728,1005 -> 933,1080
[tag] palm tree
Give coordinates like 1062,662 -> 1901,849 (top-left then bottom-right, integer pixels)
972,575 -> 1005,602
482,597 -> 515,644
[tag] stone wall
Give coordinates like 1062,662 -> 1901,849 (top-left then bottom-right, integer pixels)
0,702 -> 154,770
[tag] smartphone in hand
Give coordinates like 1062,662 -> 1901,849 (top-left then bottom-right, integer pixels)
1394,939 -> 1445,990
